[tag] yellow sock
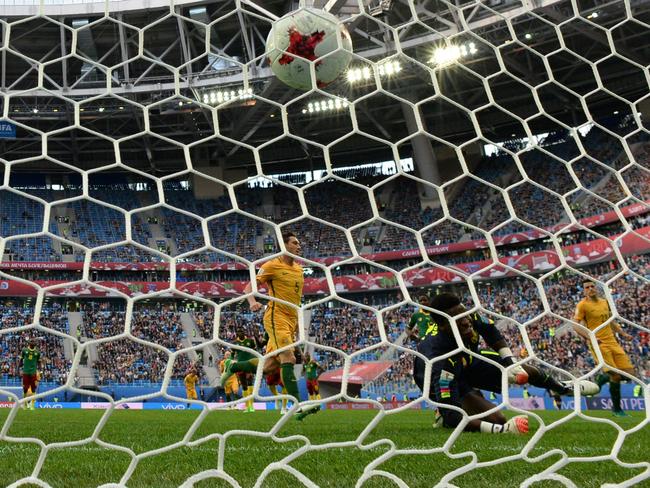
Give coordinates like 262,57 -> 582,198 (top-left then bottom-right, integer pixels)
246,387 -> 254,409
24,388 -> 33,409
282,387 -> 288,409
317,393 -> 321,400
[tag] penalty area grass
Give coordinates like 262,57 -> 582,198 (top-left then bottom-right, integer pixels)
0,409 -> 647,487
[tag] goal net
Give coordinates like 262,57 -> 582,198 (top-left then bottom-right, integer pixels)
0,0 -> 648,486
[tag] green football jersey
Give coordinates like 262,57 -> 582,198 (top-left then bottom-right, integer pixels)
409,310 -> 435,338
21,347 -> 40,375
235,337 -> 257,362
304,362 -> 319,380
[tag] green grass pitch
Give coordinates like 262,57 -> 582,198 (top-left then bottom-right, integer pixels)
0,409 -> 647,487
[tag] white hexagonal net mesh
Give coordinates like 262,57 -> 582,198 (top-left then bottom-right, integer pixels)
0,0 -> 649,486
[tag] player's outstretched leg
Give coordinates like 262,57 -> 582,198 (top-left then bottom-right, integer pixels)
220,358 -> 258,387
523,365 -> 599,397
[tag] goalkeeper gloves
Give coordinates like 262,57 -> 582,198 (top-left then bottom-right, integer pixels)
503,415 -> 529,434
498,347 -> 529,385
479,415 -> 529,434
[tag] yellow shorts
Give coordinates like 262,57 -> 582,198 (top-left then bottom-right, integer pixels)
264,313 -> 297,354
224,378 -> 239,395
186,388 -> 198,400
591,342 -> 634,372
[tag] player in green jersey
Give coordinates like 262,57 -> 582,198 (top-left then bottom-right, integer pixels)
234,329 -> 258,413
20,338 -> 42,410
303,353 -> 323,401
407,295 -> 435,340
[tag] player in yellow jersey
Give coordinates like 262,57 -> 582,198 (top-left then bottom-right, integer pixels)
220,231 -> 318,420
219,351 -> 240,407
184,367 -> 200,408
574,280 -> 635,417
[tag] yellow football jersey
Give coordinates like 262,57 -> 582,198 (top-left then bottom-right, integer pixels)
184,373 -> 198,388
257,257 -> 304,319
574,298 -> 617,344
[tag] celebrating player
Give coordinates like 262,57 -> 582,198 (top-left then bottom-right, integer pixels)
234,328 -> 258,413
20,338 -> 41,411
184,367 -> 200,408
219,351 -> 240,406
573,280 -> 636,417
407,295 -> 434,340
303,353 -> 323,401
413,293 -> 599,434
221,232 -> 317,420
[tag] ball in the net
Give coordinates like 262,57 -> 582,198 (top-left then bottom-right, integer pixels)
266,8 -> 353,91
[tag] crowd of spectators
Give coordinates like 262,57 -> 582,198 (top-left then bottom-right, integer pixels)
80,303 -> 125,339
2,127 -> 647,266
92,306 -> 192,385
0,303 -> 71,386
464,125 -> 649,237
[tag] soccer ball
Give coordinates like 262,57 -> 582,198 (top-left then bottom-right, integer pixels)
266,8 -> 353,91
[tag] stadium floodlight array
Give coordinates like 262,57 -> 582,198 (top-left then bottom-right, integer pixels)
429,42 -> 478,67
302,97 -> 349,114
201,87 -> 255,106
0,0 -> 648,486
347,60 -> 401,83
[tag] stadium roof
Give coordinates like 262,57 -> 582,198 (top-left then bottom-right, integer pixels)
1,0 -> 648,175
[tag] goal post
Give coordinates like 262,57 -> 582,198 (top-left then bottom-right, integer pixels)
0,0 -> 648,486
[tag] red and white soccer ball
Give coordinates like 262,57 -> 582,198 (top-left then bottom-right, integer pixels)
266,8 -> 353,91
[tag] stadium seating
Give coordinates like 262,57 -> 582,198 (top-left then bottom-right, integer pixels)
0,114 -> 648,394
0,304 -> 71,387
90,307 -> 191,386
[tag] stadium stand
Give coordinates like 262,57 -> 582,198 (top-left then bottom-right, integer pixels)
0,118 -> 648,396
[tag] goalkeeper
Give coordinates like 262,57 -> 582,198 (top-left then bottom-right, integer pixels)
413,293 -> 599,434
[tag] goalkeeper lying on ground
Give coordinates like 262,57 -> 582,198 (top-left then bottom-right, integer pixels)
413,293 -> 599,434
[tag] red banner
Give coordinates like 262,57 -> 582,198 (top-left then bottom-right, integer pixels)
318,362 -> 394,384
0,261 -> 245,272
1,227 -> 648,298
1,202 -> 647,272
361,200 -> 650,262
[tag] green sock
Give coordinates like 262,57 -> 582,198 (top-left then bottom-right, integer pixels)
610,381 -> 622,412
596,374 -> 610,388
281,363 -> 300,402
231,358 -> 258,373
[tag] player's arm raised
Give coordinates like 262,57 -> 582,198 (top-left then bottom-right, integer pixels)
474,314 -> 528,384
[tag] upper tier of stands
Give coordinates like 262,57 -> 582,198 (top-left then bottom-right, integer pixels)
2,119 -> 647,264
